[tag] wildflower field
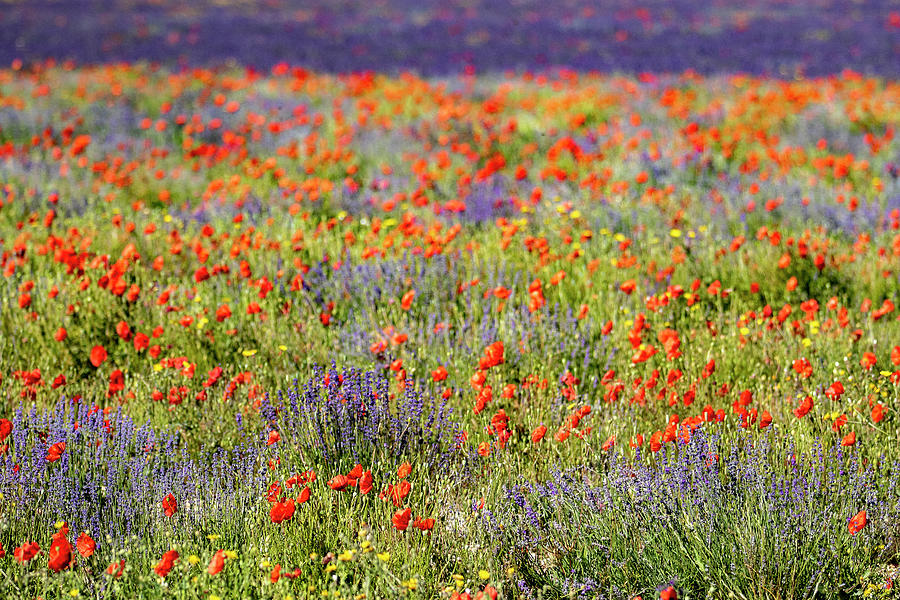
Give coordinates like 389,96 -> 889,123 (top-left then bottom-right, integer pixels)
2,1 -> 900,599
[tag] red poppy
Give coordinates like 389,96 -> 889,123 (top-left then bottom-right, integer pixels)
478,441 -> 491,456
76,532 -> 96,558
431,366 -> 448,382
825,381 -> 845,400
359,471 -> 373,495
328,474 -> 349,491
848,510 -> 867,535
90,345 -> 107,367
267,430 -> 281,446
215,304 -> 232,322
390,480 -> 412,505
106,559 -> 125,578
270,499 -> 296,523
297,486 -> 311,504
531,425 -> 547,444
265,482 -> 283,503
397,462 -> 412,479
154,549 -> 179,577
794,396 -> 814,419
162,493 -> 177,517
792,358 -> 812,379
14,541 -> 39,563
759,411 -> 773,429
660,586 -> 678,600
47,442 -> 65,462
400,290 -> 415,310
832,414 -> 848,432
0,418 -> 11,442
392,507 -> 412,531
48,535 -> 72,572
841,431 -> 856,446
115,321 -> 131,341
208,550 -> 226,575
861,352 -> 877,370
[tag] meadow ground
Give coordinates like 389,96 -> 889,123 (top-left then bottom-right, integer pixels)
2,3 -> 900,600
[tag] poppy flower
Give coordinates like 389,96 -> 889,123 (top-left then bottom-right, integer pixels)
48,535 -> 72,572
660,586 -> 678,600
841,431 -> 856,446
400,290 -> 415,310
162,493 -> 177,517
266,482 -> 282,503
531,425 -> 547,445
46,441 -> 65,462
431,366 -> 448,382
792,358 -> 812,378
297,486 -> 311,503
861,352 -> 877,370
848,510 -> 867,535
0,418 -> 11,442
90,345 -> 107,367
328,474 -> 349,491
106,559 -> 125,578
397,462 -> 412,479
154,550 -> 179,577
208,550 -> 226,575
76,532 -> 96,558
392,507 -> 412,531
794,395 -> 814,419
270,499 -> 296,523
267,430 -> 281,445
14,541 -> 39,563
390,480 -> 412,505
115,321 -> 131,340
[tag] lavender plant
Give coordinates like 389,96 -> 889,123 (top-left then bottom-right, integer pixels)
491,428 -> 900,599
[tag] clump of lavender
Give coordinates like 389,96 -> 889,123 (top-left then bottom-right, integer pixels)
0,400 -> 270,548
264,365 -> 473,478
491,428 -> 900,599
